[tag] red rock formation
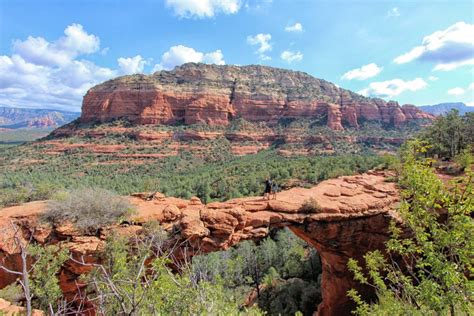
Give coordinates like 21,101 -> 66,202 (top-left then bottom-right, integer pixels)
327,104 -> 344,130
80,63 -> 433,131
402,104 -> 435,120
341,104 -> 359,128
0,171 -> 399,315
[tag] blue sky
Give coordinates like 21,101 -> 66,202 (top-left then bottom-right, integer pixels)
0,0 -> 473,111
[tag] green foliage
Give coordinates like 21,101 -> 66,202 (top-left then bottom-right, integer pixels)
84,229 -> 261,315
1,147 -> 392,207
0,181 -> 57,207
259,278 -> 321,316
28,244 -> 69,311
0,117 -> 408,207
454,147 -> 473,172
348,139 -> 474,315
420,109 -> 473,159
0,283 -> 23,304
43,188 -> 135,234
192,228 -> 322,315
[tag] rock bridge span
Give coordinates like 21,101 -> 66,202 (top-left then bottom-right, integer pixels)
0,171 -> 399,315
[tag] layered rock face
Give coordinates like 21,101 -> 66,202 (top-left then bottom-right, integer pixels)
0,171 -> 399,315
81,63 -> 433,130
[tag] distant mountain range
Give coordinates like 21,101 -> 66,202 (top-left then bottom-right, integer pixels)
418,102 -> 473,116
0,107 -> 80,129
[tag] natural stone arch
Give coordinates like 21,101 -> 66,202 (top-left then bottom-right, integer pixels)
0,171 -> 398,316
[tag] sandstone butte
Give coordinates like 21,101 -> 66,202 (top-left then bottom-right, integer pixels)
80,63 -> 433,130
0,170 -> 401,316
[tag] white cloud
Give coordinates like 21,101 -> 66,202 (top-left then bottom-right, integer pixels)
247,33 -> 272,60
152,64 -> 164,72
0,24 -> 117,111
447,87 -> 465,96
428,76 -> 439,81
469,83 -> 474,90
153,45 -> 225,71
285,22 -> 303,32
118,55 -> 147,74
466,101 -> 474,106
202,49 -> 225,64
341,63 -> 383,80
358,78 -> 428,98
394,21 -> 474,71
13,23 -> 100,67
0,24 -> 228,111
0,54 -> 116,110
433,59 -> 474,71
165,0 -> 241,18
387,7 -> 400,18
280,50 -> 303,63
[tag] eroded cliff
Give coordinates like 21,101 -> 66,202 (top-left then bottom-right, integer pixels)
80,63 -> 433,130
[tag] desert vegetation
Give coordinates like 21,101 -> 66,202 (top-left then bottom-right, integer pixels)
0,146 -> 395,207
298,198 -> 322,213
347,112 -> 474,315
42,188 -> 135,234
0,220 -> 320,315
0,111 -> 472,315
0,116 -> 417,207
191,229 -> 322,315
420,109 -> 473,159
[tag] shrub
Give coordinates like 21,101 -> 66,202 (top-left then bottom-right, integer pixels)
0,284 -> 23,304
43,188 -> 134,234
384,176 -> 398,183
348,140 -> 474,315
454,147 -> 473,171
0,187 -> 28,207
299,198 -> 321,213
259,278 -> 321,316
0,182 -> 58,207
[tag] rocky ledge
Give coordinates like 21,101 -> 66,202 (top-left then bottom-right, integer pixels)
0,171 -> 400,315
80,63 -> 433,130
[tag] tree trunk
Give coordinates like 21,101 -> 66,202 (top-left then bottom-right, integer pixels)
21,245 -> 32,316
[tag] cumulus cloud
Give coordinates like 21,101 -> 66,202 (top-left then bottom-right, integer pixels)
394,21 -> 474,71
165,0 -> 241,18
13,24 -> 100,67
469,83 -> 474,90
447,87 -> 465,96
1,24 -> 228,111
0,54 -> 115,110
428,76 -> 439,81
280,50 -> 303,63
341,63 -> 382,80
358,78 -> 428,98
0,24 -> 118,111
118,55 -> 147,74
247,33 -> 272,60
153,45 -> 225,71
285,22 -> 303,32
